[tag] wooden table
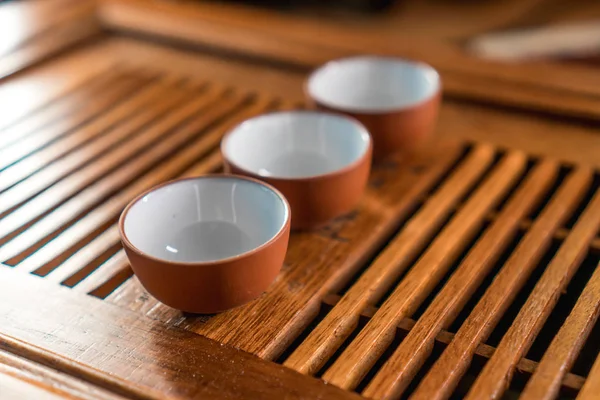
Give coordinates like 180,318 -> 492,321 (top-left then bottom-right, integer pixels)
0,1 -> 599,399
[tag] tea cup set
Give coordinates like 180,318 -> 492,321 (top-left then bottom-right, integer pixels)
119,56 -> 441,313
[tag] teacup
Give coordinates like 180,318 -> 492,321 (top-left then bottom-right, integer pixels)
306,56 -> 441,160
221,111 -> 372,230
119,175 -> 291,313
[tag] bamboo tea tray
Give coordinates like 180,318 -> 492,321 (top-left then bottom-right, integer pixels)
0,1 -> 599,399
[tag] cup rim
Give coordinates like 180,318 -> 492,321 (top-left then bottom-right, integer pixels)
305,55 -> 441,115
221,110 -> 373,181
118,174 -> 291,266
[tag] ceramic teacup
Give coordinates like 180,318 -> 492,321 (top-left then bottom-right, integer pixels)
306,55 -> 441,160
119,175 -> 291,313
221,111 -> 372,230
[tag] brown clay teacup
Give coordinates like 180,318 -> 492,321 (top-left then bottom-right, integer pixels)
306,56 -> 441,161
119,175 -> 291,314
221,111 -> 372,230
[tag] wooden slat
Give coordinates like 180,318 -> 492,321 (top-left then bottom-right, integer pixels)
2,89 -> 248,270
71,151 -> 223,293
410,167 -> 593,400
43,134 -> 234,284
321,152 -> 526,390
362,160 -> 558,399
0,350 -> 126,400
0,45 -> 119,133
0,269 -> 360,400
73,151 -> 224,296
0,82 -> 196,237
48,225 -> 121,285
465,188 -> 600,400
521,262 -> 600,399
484,213 -> 600,253
578,349 -> 600,399
0,77 -> 186,191
74,251 -> 131,296
0,67 -> 122,150
185,142 -> 465,359
283,145 -> 496,375
0,72 -> 152,172
321,294 -> 587,393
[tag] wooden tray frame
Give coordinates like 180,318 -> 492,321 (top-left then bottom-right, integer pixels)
0,1 -> 599,399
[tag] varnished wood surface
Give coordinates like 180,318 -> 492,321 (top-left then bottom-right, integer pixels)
521,258 -> 600,399
0,1 -> 600,399
284,145 -> 496,375
322,151 -> 527,390
320,294 -> 587,393
0,350 -> 125,400
465,189 -> 600,399
411,168 -> 594,400
3,36 -> 600,169
362,160 -> 558,399
105,38 -> 600,169
100,0 -> 600,119
0,269 -> 359,400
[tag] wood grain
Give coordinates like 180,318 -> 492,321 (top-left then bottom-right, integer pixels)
465,187 -> 600,400
322,151 -> 527,390
186,142 -> 465,359
363,160 -> 558,400
321,294 -> 587,393
68,154 -> 224,295
0,67 -> 123,150
521,261 -> 600,400
0,77 -> 186,191
0,350 -> 126,400
99,0 -> 600,120
283,145 -> 495,375
0,72 -> 152,173
47,149 -> 226,286
0,44 -> 118,133
0,4 -> 598,397
0,268 -> 360,400
28,37 -> 600,170
410,167 -> 593,400
0,81 -> 196,239
0,85 -> 227,257
4,90 -> 250,270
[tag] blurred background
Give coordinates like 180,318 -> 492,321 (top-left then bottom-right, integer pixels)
202,0 -> 600,64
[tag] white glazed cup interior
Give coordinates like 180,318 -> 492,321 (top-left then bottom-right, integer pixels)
307,56 -> 440,113
222,111 -> 371,179
122,176 -> 289,263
